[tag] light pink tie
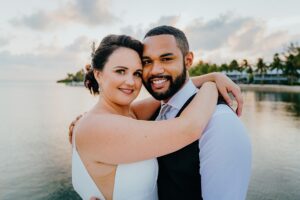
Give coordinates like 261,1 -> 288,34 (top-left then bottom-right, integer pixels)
157,104 -> 172,121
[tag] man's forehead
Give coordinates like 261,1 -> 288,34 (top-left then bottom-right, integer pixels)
142,34 -> 180,56
143,34 -> 176,46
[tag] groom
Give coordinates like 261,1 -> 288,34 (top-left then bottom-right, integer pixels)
141,25 -> 251,200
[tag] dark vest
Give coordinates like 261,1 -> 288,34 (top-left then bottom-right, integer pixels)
150,94 -> 227,200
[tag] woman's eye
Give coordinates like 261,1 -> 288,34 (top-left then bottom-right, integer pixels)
116,69 -> 125,75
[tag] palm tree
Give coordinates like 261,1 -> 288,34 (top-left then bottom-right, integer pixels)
220,63 -> 229,72
270,53 -> 284,84
229,59 -> 239,72
284,54 -> 299,85
282,43 -> 300,85
256,58 -> 268,84
67,73 -> 74,81
242,59 -> 253,83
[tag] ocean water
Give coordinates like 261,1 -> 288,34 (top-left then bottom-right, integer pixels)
0,81 -> 299,200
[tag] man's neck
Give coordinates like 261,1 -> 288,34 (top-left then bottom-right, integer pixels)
162,78 -> 190,104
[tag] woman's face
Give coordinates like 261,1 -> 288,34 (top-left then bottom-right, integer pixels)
95,47 -> 143,106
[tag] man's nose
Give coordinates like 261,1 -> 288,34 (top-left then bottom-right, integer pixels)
151,61 -> 164,75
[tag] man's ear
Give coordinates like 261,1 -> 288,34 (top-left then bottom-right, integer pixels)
184,52 -> 194,70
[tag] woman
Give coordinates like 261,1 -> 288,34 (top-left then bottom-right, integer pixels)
72,34 -> 238,200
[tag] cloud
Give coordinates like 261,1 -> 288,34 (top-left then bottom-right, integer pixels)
120,15 -> 180,40
10,0 -> 118,31
0,39 -> 9,47
10,11 -> 54,31
182,13 -> 299,64
148,15 -> 180,29
120,25 -> 145,40
184,13 -> 252,51
119,13 -> 299,65
118,13 -> 300,65
0,35 -> 13,47
0,36 -> 93,80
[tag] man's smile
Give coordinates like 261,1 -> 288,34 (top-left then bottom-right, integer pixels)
149,76 -> 171,90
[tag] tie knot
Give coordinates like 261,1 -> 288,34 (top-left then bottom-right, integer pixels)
157,104 -> 172,121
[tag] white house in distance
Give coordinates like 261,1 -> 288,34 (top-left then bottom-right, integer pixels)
223,69 -> 300,84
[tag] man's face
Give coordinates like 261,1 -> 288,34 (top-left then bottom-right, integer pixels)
142,35 -> 187,101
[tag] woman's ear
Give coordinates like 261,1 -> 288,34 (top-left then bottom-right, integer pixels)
184,52 -> 194,70
93,70 -> 102,84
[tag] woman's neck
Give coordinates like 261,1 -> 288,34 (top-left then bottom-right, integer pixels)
94,95 -> 131,117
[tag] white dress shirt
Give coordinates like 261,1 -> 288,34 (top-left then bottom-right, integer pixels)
156,79 -> 252,200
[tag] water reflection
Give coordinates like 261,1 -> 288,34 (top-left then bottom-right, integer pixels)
0,81 -> 299,200
254,91 -> 300,116
242,90 -> 300,200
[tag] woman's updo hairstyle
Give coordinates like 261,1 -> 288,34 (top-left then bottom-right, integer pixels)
84,34 -> 143,95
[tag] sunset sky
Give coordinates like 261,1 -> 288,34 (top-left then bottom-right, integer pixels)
1,0 -> 299,80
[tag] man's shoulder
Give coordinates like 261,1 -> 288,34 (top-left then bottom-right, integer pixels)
205,104 -> 244,130
211,104 -> 236,118
202,104 -> 248,142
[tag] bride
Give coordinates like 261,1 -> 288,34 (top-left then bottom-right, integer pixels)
71,34 -> 241,200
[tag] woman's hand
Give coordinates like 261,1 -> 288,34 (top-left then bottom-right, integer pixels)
213,73 -> 243,116
191,72 -> 243,116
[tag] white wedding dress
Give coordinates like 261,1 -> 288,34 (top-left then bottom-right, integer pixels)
72,133 -> 158,200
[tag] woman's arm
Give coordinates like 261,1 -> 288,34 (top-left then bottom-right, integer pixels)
191,72 -> 243,116
130,73 -> 243,120
76,82 -> 218,165
130,97 -> 160,120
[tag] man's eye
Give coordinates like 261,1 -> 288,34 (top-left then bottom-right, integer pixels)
142,60 -> 151,65
116,69 -> 125,75
161,57 -> 172,62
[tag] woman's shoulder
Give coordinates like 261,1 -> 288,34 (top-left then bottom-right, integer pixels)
76,112 -> 134,136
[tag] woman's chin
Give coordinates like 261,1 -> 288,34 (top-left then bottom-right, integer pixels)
115,96 -> 137,106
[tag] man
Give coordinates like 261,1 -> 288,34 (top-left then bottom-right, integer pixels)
71,25 -> 251,200
141,25 -> 251,200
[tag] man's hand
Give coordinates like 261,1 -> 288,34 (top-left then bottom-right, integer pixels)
213,72 -> 243,116
68,114 -> 83,144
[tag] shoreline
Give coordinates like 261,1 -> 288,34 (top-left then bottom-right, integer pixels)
239,84 -> 300,93
58,81 -> 300,93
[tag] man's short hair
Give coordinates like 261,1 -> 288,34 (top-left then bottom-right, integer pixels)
144,25 -> 189,56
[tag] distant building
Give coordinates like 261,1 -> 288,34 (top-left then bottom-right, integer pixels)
222,70 -> 248,83
253,69 -> 288,84
223,69 -> 300,84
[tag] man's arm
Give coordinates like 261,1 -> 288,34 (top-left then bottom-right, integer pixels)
199,105 -> 252,200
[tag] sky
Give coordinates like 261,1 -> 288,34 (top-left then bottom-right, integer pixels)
0,0 -> 300,81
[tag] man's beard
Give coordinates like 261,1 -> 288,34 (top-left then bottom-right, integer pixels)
143,65 -> 187,100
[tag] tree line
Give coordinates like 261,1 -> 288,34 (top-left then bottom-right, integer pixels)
58,43 -> 300,85
189,43 -> 300,85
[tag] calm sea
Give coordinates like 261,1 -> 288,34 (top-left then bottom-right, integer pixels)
0,81 -> 299,200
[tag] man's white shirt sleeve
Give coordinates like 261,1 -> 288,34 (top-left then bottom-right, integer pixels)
199,104 -> 252,200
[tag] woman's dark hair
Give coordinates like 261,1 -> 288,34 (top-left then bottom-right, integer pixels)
84,34 -> 143,95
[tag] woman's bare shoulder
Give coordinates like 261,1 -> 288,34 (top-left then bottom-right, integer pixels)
75,112 -> 135,136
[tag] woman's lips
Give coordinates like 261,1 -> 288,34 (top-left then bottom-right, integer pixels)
119,88 -> 134,95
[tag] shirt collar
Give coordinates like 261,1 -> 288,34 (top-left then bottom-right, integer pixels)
161,79 -> 197,110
